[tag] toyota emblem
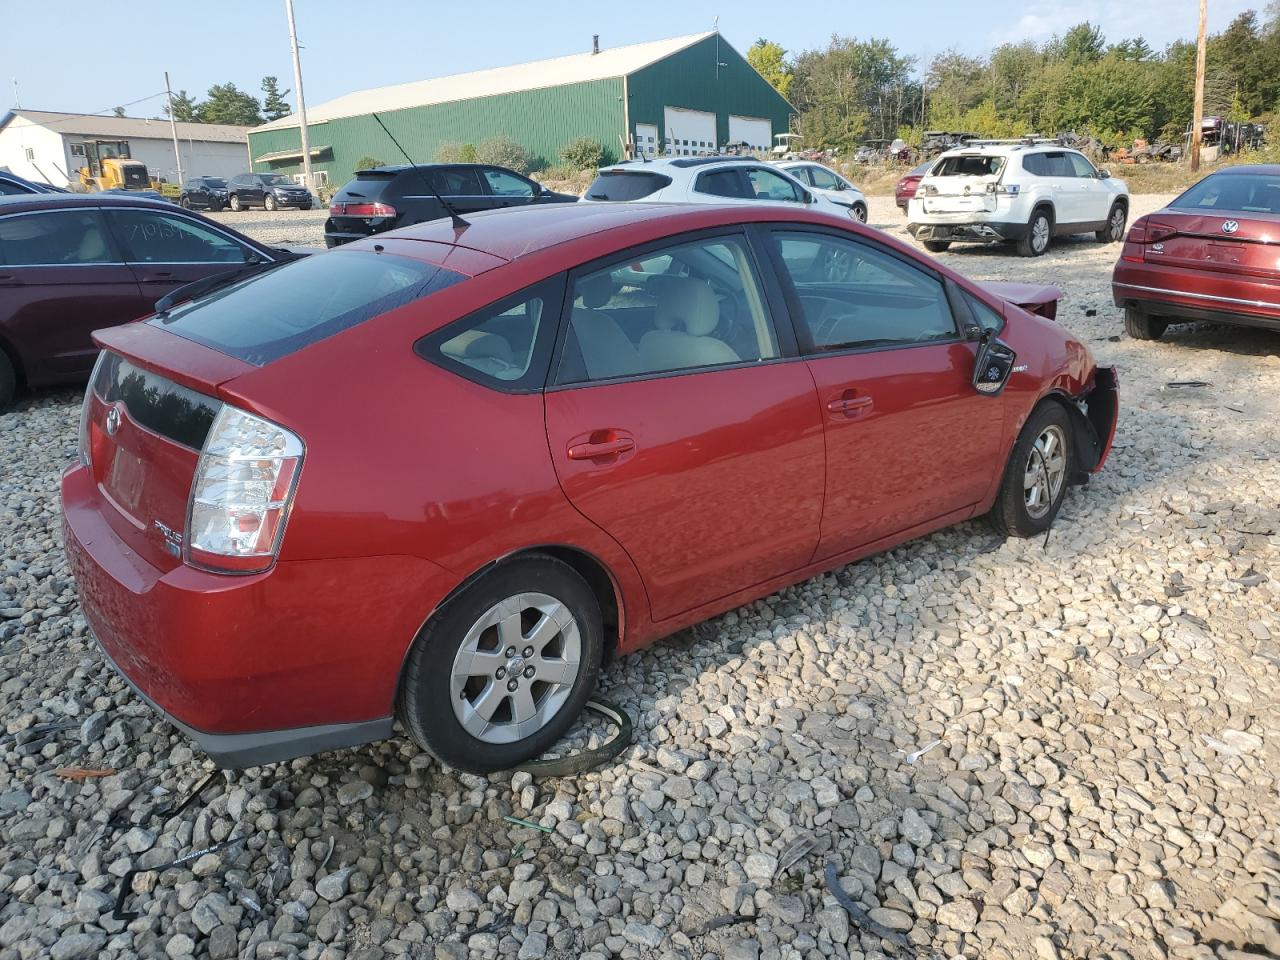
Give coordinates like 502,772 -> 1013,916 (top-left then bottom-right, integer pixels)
1222,220 -> 1240,234
104,406 -> 121,437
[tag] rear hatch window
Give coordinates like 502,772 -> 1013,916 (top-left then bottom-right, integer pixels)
150,250 -> 464,365
932,155 -> 1004,178
922,154 -> 1005,213
585,170 -> 673,201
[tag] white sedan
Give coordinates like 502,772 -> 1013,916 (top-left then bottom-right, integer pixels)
773,161 -> 868,222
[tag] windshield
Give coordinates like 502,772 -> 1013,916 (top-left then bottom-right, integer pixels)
262,175 -> 293,186
933,155 -> 1005,177
1170,173 -> 1280,214
151,251 -> 465,365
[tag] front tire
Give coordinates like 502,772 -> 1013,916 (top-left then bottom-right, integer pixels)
264,194 -> 278,212
179,196 -> 191,209
922,239 -> 951,253
1124,306 -> 1167,341
1017,208 -> 1052,257
989,402 -> 1072,538
1097,203 -> 1126,243
228,194 -> 242,212
851,202 -> 868,223
398,555 -> 603,773
0,352 -> 15,412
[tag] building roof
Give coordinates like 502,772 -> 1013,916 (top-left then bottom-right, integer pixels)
257,32 -> 716,133
1,110 -> 249,143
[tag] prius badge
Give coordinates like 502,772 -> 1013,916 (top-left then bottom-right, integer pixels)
1222,220 -> 1240,234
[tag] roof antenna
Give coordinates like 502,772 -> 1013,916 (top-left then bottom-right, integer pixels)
371,112 -> 469,230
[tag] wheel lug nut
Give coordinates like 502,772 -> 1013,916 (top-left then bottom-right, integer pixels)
523,666 -> 535,678
522,646 -> 534,658
507,679 -> 518,692
495,667 -> 505,679
505,647 -> 516,657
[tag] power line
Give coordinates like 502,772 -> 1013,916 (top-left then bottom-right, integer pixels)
16,91 -> 169,125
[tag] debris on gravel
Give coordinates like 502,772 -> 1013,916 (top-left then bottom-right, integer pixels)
0,195 -> 1275,960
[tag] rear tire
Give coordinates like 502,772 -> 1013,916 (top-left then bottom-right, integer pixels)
0,352 -> 15,412
1124,306 -> 1167,341
989,402 -> 1072,538
397,555 -> 603,774
922,240 -> 951,253
228,194 -> 242,212
1017,208 -> 1052,257
1097,202 -> 1126,243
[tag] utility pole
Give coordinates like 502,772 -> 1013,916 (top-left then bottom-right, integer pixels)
284,0 -> 313,190
164,72 -> 184,187
1191,0 -> 1207,172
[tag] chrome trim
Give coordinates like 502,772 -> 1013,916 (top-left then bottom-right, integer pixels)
1114,281 -> 1280,312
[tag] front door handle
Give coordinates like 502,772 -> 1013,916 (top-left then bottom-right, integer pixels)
0,275 -> 20,286
827,392 -> 873,418
140,271 -> 174,282
567,436 -> 635,460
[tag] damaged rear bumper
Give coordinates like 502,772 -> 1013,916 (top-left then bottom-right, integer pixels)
1070,366 -> 1119,478
909,220 -> 1029,243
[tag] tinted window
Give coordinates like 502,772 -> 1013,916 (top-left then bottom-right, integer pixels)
1170,173 -> 1280,214
106,209 -> 252,264
483,169 -> 534,197
808,166 -> 841,190
0,179 -> 33,196
934,155 -> 1004,177
585,171 -> 673,201
1041,152 -> 1074,177
696,169 -> 750,199
0,209 -> 117,265
559,235 -> 778,384
204,178 -> 226,189
261,175 -> 292,186
746,168 -> 803,202
1066,153 -> 1097,178
773,232 -> 957,351
431,168 -> 483,195
1022,153 -> 1048,177
152,251 -> 465,365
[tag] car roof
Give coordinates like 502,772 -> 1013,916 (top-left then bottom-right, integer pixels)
602,156 -> 757,171
0,193 -> 184,213
360,201 -> 848,262
1211,164 -> 1280,177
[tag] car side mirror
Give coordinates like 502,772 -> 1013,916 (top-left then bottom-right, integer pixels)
803,191 -> 815,204
1098,169 -> 1111,179
972,329 -> 1017,396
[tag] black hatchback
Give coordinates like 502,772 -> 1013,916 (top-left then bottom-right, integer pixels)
324,163 -> 576,247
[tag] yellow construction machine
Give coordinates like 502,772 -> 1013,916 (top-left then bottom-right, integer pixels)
76,140 -> 180,198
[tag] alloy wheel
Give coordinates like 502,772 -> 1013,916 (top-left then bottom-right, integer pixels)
1024,424 -> 1067,519
1031,215 -> 1050,254
1109,206 -> 1126,241
449,592 -> 582,744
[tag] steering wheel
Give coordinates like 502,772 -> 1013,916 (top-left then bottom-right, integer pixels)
819,246 -> 858,283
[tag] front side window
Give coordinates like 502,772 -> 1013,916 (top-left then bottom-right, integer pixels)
431,168 -> 484,196
1066,153 -> 1099,178
746,167 -> 804,202
808,166 -> 841,190
558,235 -> 778,384
696,169 -> 749,199
106,209 -> 254,264
0,210 -> 117,265
773,231 -> 957,352
483,169 -> 535,197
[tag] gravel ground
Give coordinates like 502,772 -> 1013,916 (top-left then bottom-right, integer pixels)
1,195 -> 1278,960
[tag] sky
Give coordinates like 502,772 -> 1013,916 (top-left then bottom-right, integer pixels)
1,0 -> 1263,119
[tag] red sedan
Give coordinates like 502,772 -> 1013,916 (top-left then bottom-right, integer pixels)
895,161 -> 934,214
62,202 -> 1117,773
1113,165 -> 1280,339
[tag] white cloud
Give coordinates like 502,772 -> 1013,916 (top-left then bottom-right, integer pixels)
987,0 -> 1258,50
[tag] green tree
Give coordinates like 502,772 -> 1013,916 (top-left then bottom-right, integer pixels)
747,39 -> 793,99
1109,36 -> 1154,61
476,136 -> 530,173
165,90 -> 200,122
791,35 -> 917,149
437,143 -> 478,163
1053,22 -> 1106,64
353,156 -> 385,171
198,83 -> 263,126
261,76 -> 291,122
560,137 -> 604,170
112,106 -> 125,118
925,50 -> 986,128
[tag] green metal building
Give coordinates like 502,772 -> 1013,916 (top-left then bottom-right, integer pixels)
247,32 -> 794,185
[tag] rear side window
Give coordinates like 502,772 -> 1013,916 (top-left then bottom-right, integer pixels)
152,251 -> 465,365
1022,154 -> 1048,177
106,209 -> 253,264
585,171 -> 673,201
696,169 -> 750,199
0,210 -> 117,266
430,168 -> 483,196
933,155 -> 1004,177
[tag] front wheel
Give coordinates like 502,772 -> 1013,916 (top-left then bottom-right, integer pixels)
851,202 -> 868,223
922,239 -> 951,253
1097,203 -> 1126,243
228,194 -> 242,212
398,555 -> 603,773
989,402 -> 1072,538
1124,306 -> 1167,341
179,196 -> 191,209
1017,209 -> 1052,257
264,194 -> 277,212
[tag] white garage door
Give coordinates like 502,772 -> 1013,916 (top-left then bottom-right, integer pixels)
664,107 -> 717,156
729,115 -> 772,153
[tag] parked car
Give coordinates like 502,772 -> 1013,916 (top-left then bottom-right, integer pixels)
908,140 -> 1130,257
226,173 -> 313,212
0,194 -> 309,410
584,157 -> 854,219
895,160 -> 934,214
1113,165 -> 1280,340
325,163 -> 576,248
179,176 -> 229,212
63,200 -> 1118,772
773,160 -> 868,222
0,170 -> 65,195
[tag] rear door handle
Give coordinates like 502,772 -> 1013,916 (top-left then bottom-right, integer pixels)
567,436 -> 635,460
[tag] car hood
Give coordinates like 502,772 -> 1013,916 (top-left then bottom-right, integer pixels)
980,281 -> 1061,320
813,186 -> 866,206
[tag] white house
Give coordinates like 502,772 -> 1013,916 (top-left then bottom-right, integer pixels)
0,110 -> 250,189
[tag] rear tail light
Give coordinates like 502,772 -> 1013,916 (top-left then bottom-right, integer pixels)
185,406 -> 304,574
329,201 -> 396,217
996,183 -> 1020,195
77,352 -> 106,468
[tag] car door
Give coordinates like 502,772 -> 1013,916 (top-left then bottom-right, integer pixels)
764,227 -> 1005,559
0,206 -> 146,384
428,167 -> 491,217
1066,152 -> 1111,223
544,230 -> 825,622
479,167 -> 540,210
1038,152 -> 1085,226
104,206 -> 265,300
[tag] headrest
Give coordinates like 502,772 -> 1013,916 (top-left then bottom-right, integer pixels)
578,272 -> 617,309
654,277 -> 719,336
443,329 -> 513,364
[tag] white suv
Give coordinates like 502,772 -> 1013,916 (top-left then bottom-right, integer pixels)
583,157 -> 858,220
907,140 -> 1129,257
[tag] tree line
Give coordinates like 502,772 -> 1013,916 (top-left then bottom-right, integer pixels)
161,77 -> 293,126
749,10 -> 1280,152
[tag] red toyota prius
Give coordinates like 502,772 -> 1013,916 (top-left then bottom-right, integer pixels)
62,202 -> 1117,773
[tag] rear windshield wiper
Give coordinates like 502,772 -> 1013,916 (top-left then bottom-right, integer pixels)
153,259 -> 289,319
